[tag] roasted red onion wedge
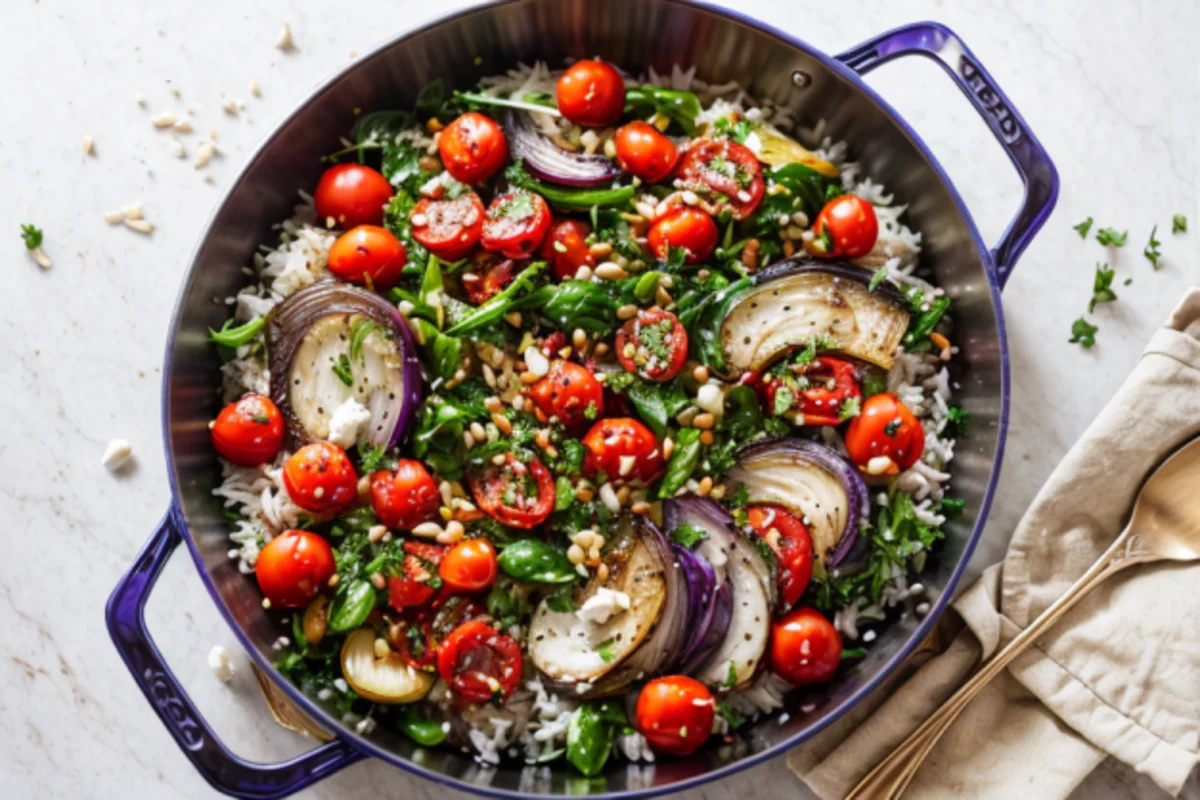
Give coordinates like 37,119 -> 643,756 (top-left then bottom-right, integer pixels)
725,438 -> 868,576
505,111 -> 621,187
267,281 -> 422,450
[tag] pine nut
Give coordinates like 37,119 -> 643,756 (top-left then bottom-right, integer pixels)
327,574 -> 340,588
930,332 -> 951,351
698,476 -> 714,496
370,572 -> 386,590
492,413 -> 513,435
491,453 -> 507,466
593,342 -> 609,357
484,397 -> 503,413
693,412 -> 716,429
588,242 -> 613,258
368,524 -> 388,543
470,422 -> 487,441
616,304 -> 639,321
700,430 -> 715,446
662,437 -> 675,460
567,544 -> 586,564
572,329 -> 588,349
709,483 -> 727,500
595,263 -> 628,280
631,501 -> 651,515
597,562 -> 610,581
575,486 -> 594,503
616,485 -> 631,505
412,522 -> 443,539
692,365 -> 709,383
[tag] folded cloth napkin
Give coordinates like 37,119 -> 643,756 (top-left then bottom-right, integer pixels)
789,289 -> 1200,798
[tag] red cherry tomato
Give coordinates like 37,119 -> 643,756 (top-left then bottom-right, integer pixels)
556,59 -> 626,127
388,541 -> 447,610
675,139 -> 764,219
635,676 -> 715,756
768,607 -> 842,686
807,194 -> 878,259
255,530 -> 335,608
614,307 -> 688,382
614,121 -> 678,183
282,442 -> 358,514
752,354 -> 862,427
436,620 -> 522,703
211,394 -> 285,467
540,331 -> 568,358
313,163 -> 394,228
461,252 -> 515,305
437,112 -> 509,184
540,219 -> 594,280
527,360 -> 604,432
439,538 -> 498,594
746,504 -> 814,608
326,225 -> 407,289
467,452 -> 556,529
482,191 -> 552,258
410,193 -> 485,260
370,459 -> 441,530
582,417 -> 663,484
647,207 -> 718,264
844,393 -> 925,473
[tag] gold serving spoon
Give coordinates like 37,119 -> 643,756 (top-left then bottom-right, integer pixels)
848,436 -> 1200,800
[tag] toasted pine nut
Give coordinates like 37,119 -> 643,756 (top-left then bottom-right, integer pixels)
930,332 -> 951,351
662,437 -> 675,460
692,365 -> 709,383
368,524 -> 388,543
572,328 -> 588,349
370,572 -> 387,590
710,483 -> 727,500
741,238 -> 760,271
698,476 -> 714,496
594,263 -> 628,280
575,486 -> 594,503
597,562 -> 610,581
631,501 -> 651,515
693,412 -> 716,430
615,485 -> 631,505
593,342 -> 609,357
492,413 -> 513,435
484,396 -> 503,413
616,304 -> 639,320
327,573 -> 340,588
700,430 -> 715,446
588,242 -> 613,258
412,522 -> 443,539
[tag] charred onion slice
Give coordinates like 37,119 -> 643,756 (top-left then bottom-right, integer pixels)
718,258 -> 909,374
505,111 -> 621,187
267,281 -> 422,449
340,628 -> 434,704
725,438 -> 868,575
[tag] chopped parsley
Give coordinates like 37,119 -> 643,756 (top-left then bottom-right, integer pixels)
1173,214 -> 1188,234
772,386 -> 795,416
357,443 -> 394,473
669,523 -> 708,549
1073,217 -> 1093,238
1143,226 -> 1162,270
712,116 -> 756,143
722,661 -> 738,689
1095,227 -> 1128,247
945,405 -> 969,435
841,647 -> 868,660
819,223 -> 835,254
716,701 -> 745,729
838,395 -> 861,421
1089,263 -> 1117,312
1069,317 -> 1098,348
332,353 -> 354,386
597,639 -> 619,664
209,316 -> 266,348
583,400 -> 599,421
940,496 -> 965,516
636,319 -> 675,362
19,223 -> 43,250
498,191 -> 536,220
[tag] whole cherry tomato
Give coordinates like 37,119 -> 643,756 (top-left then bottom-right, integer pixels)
540,219 -> 594,280
388,541 -> 447,610
768,607 -> 842,686
844,393 -> 925,473
635,676 -> 715,756
410,192 -> 485,260
527,360 -> 604,432
327,225 -> 407,289
436,619 -> 522,703
614,307 -> 688,382
211,394 -> 285,467
255,530 -> 335,608
313,163 -> 393,228
746,503 -> 814,608
675,138 -> 764,219
467,452 -> 556,529
582,417 -> 663,484
556,59 -> 626,127
647,207 -> 718,264
370,459 -> 441,530
439,538 -> 498,594
752,354 -> 861,427
282,442 -> 358,514
461,252 -> 515,305
806,194 -> 878,259
482,191 -> 552,258
614,121 -> 678,183
437,112 -> 509,184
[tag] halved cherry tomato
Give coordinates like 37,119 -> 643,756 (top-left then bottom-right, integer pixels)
327,225 -> 407,289
806,194 -> 878,259
746,504 -> 814,608
556,59 -> 625,127
582,417 -> 662,484
410,193 -> 485,260
439,538 -> 498,593
436,619 -> 522,703
615,307 -> 688,382
540,219 -> 594,280
437,112 -> 509,184
768,607 -> 842,686
313,163 -> 393,228
467,452 -> 555,529
528,360 -> 604,432
844,393 -> 924,473
211,394 -> 285,467
615,121 -> 678,183
647,207 -> 718,264
675,138 -> 764,219
282,442 -> 358,514
461,252 -> 515,305
635,676 -> 715,756
388,541 -> 447,611
482,191 -> 552,258
255,530 -> 335,608
753,354 -> 861,427
370,459 -> 441,530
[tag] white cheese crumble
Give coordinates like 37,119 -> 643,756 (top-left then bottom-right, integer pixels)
207,645 -> 235,683
696,383 -> 724,416
575,588 -> 631,625
327,398 -> 371,449
101,439 -> 134,471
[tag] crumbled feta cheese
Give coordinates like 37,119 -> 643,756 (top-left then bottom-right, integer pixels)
575,588 -> 631,625
523,346 -> 549,377
333,678 -> 349,693
327,398 -> 371,449
101,439 -> 134,470
207,645 -> 235,683
696,383 -> 724,416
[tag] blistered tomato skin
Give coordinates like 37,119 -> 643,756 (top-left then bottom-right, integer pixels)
614,121 -> 678,183
281,442 -> 359,514
556,59 -> 626,127
313,163 -> 394,228
635,676 -> 715,756
255,530 -> 336,608
746,503 -> 814,608
370,459 -> 441,530
768,607 -> 842,686
327,225 -> 407,288
647,207 -> 718,264
438,112 -> 509,184
211,394 -> 285,466
468,453 -> 556,529
436,620 -> 522,703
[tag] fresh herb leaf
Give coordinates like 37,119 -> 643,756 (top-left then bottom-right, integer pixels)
1068,317 -> 1099,348
398,704 -> 447,747
414,79 -> 449,119
868,266 -> 889,293
902,289 -> 952,349
862,370 -> 889,398
772,386 -> 795,416
597,639 -> 619,663
940,496 -> 965,517
496,539 -> 577,584
716,701 -> 745,729
331,354 -> 354,386
454,91 -> 564,117
1143,226 -> 1162,270
356,443 -> 394,473
669,523 -> 708,549
348,319 -> 380,362
623,86 -> 702,133
838,395 -> 861,421
1073,217 -> 1093,238
945,405 -> 969,436
722,661 -> 738,689
1173,214 -> 1188,234
443,262 -> 544,336
567,703 -> 616,777
713,116 -> 756,143
209,316 -> 266,348
841,647 -> 868,660
623,379 -> 690,439
1089,263 -> 1117,312
20,224 -> 43,250
545,583 -> 577,613
1096,227 -> 1128,247
657,427 -> 703,499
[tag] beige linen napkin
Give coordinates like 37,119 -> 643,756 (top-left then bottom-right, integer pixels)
789,289 -> 1200,798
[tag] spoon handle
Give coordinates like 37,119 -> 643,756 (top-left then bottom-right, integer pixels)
846,526 -> 1155,800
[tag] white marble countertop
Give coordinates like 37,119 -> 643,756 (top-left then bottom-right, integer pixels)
2,0 -> 1197,797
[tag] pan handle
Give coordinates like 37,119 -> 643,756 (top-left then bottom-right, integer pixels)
837,21 -> 1059,289
105,511 -> 364,799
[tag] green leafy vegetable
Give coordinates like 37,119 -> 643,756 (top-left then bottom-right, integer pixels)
209,316 -> 266,348
623,86 -> 702,133
945,405 -> 969,435
398,705 -> 447,747
1073,217 -> 1093,238
20,223 -> 43,250
567,703 -> 616,777
444,262 -> 544,336
940,496 -> 965,517
1088,263 -> 1117,312
356,443 -> 394,474
669,522 -> 708,549
454,90 -> 565,117
902,290 -> 952,349
722,661 -> 738,689
1173,214 -> 1188,234
1069,317 -> 1098,348
657,427 -> 703,499
716,701 -> 745,729
597,639 -> 619,663
838,395 -> 861,421
623,379 -> 690,439
348,319 -> 380,362
331,353 -> 354,387
1096,227 -> 1127,247
514,278 -> 626,335
506,163 -> 635,211
497,539 -> 578,584
327,579 -> 377,632
1143,226 -> 1162,270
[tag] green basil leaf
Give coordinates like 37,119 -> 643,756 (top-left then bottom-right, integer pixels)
657,427 -> 703,499
624,379 -> 689,439
497,539 -> 577,584
567,703 -> 615,777
327,579 -> 376,633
